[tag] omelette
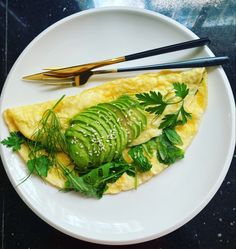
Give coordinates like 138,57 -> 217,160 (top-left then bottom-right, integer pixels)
1,68 -> 207,198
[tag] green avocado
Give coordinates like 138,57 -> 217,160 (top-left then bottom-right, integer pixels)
95,105 -> 127,160
101,102 -> 136,142
65,127 -> 91,170
66,95 -> 147,170
84,108 -> 124,161
112,100 -> 143,141
73,111 -> 113,164
70,115 -> 108,165
115,96 -> 147,134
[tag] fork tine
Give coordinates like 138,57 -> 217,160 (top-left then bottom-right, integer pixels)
23,75 -> 74,82
42,67 -> 61,70
23,72 -> 74,80
30,79 -> 75,86
42,81 -> 75,86
43,72 -> 74,78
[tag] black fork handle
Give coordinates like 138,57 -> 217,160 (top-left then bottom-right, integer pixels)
124,37 -> 210,61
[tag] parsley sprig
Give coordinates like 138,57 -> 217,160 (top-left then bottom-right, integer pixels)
135,91 -> 167,115
136,82 -> 192,129
173,82 -> 189,99
1,132 -> 25,151
159,104 -> 192,129
136,83 -> 191,166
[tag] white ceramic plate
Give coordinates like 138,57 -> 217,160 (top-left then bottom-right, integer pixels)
0,7 -> 235,245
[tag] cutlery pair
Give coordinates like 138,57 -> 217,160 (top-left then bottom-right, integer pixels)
23,37 -> 229,87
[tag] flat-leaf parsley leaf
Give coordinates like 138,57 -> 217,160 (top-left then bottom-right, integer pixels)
173,82 -> 189,99
163,128 -> 183,145
136,83 -> 191,121
136,91 -> 167,115
27,155 -> 52,177
156,133 -> 184,165
1,132 -> 25,151
128,145 -> 152,172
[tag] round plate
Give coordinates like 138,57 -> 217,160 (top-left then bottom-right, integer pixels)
0,7 -> 235,245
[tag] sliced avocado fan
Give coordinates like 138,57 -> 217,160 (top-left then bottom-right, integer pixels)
65,95 -> 147,172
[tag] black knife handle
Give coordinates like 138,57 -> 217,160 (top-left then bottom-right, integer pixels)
124,37 -> 210,61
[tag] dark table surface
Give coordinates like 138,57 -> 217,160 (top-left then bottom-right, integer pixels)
0,1 -> 235,249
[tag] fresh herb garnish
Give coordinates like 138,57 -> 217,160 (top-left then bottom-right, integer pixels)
156,132 -> 184,165
59,162 -> 91,194
27,155 -> 52,177
1,132 -> 25,151
33,95 -> 67,154
179,105 -> 192,125
138,127 -> 183,166
136,91 -> 167,115
128,145 -> 152,172
63,161 -> 134,198
159,104 -> 192,129
136,83 -> 192,129
173,82 -> 189,99
142,140 -> 156,158
25,95 -> 67,179
163,128 -> 183,145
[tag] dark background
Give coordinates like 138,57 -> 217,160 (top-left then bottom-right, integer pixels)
0,1 -> 235,248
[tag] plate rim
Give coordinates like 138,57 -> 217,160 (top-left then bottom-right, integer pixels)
0,6 -> 235,245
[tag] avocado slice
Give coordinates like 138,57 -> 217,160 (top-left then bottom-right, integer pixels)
112,101 -> 140,141
116,95 -> 147,125
74,112 -> 112,164
65,127 -> 91,170
89,109 -> 119,161
71,106 -> 120,162
72,108 -> 116,163
94,105 -> 127,160
71,116 -> 107,165
114,98 -> 147,138
101,103 -> 135,142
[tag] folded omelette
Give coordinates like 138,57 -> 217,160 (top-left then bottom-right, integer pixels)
2,68 -> 207,198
